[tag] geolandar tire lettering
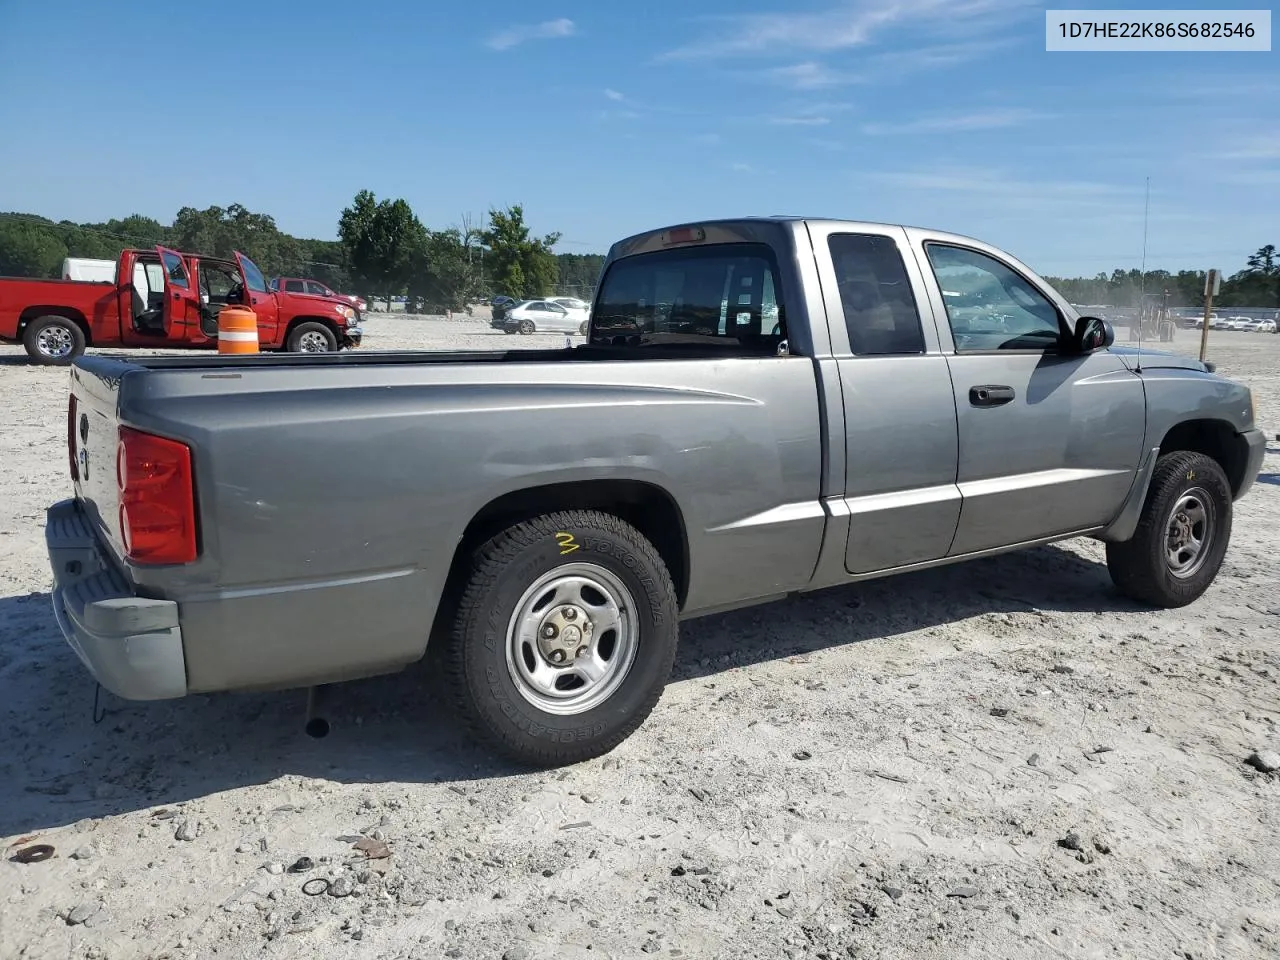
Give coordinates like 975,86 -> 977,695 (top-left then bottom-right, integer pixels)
446,508 -> 679,767
1105,450 -> 1233,608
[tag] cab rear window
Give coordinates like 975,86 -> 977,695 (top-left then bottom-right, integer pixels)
590,243 -> 785,353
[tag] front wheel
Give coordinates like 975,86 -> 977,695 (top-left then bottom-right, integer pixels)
1106,451 -> 1233,608
287,321 -> 338,353
23,315 -> 86,365
518,318 -> 535,335
446,509 -> 679,767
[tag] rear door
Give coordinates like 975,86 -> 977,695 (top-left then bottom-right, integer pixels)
156,245 -> 200,341
806,223 -> 962,574
910,232 -> 1147,554
234,251 -> 281,345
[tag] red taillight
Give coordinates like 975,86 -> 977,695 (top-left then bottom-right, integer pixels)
67,395 -> 79,481
116,426 -> 197,565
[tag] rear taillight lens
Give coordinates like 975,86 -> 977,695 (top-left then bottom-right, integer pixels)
116,426 -> 197,565
67,395 -> 79,481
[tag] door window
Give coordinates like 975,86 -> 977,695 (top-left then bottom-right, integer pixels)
305,281 -> 329,296
285,279 -> 305,293
827,234 -> 924,355
925,244 -> 1063,351
238,254 -> 269,293
160,250 -> 189,288
591,242 -> 786,354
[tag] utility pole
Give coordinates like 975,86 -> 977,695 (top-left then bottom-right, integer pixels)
1198,268 -> 1219,362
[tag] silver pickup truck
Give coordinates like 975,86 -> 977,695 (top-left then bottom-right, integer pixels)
47,217 -> 1266,766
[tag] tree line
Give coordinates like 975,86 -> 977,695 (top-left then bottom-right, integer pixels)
1041,245 -> 1279,309
1,201 -> 1276,310
0,197 -> 607,314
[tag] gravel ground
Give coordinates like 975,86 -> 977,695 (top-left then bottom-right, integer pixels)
1,315 -> 1278,960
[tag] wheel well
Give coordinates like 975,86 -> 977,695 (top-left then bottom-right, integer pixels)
435,480 -> 690,630
1159,419 -> 1250,496
19,307 -> 91,345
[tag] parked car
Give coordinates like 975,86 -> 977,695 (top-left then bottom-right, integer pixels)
489,296 -> 518,322
493,299 -> 588,334
45,216 -> 1265,767
270,277 -> 367,315
1,246 -> 362,364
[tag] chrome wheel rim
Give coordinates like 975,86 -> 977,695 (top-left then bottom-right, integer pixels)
297,330 -> 331,352
1165,488 -> 1213,579
505,562 -> 637,716
36,324 -> 74,358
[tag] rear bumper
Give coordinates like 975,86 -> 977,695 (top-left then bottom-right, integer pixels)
45,498 -> 187,700
1237,427 -> 1267,500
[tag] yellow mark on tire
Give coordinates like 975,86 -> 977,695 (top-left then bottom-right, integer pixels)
1187,470 -> 1196,480
555,532 -> 580,555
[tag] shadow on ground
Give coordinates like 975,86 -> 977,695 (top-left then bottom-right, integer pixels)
0,542 -> 1139,838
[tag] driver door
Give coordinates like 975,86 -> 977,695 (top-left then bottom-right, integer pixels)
909,232 -> 1147,554
156,245 -> 200,342
234,251 -> 281,344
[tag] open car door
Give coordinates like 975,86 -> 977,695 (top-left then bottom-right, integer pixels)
155,245 -> 200,339
233,250 -> 280,344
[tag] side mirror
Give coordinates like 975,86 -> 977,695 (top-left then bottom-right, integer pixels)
1073,315 -> 1113,353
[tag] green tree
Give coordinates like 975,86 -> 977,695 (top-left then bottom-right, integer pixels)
0,218 -> 69,277
338,191 -> 427,307
170,203 -> 299,275
481,204 -> 560,298
406,228 -> 483,313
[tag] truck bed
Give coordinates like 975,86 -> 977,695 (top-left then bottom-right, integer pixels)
64,344 -> 828,696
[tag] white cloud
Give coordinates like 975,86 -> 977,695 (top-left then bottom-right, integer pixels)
770,115 -> 832,126
604,88 -> 625,101
767,61 -> 861,89
1208,135 -> 1280,162
732,162 -> 755,172
486,18 -> 575,51
659,0 -> 1035,61
862,108 -> 1051,135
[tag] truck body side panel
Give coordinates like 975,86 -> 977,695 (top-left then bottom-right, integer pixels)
73,353 -> 825,693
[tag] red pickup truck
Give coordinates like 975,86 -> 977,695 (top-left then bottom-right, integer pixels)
0,245 -> 363,365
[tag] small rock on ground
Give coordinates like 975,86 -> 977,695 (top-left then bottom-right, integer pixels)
1245,750 -> 1280,774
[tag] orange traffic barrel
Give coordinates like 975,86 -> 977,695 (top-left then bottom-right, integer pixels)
217,306 -> 259,354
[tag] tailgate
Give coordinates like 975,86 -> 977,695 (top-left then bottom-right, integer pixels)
68,358 -> 137,566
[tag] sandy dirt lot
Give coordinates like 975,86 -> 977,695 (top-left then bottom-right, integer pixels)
1,316 -> 1277,960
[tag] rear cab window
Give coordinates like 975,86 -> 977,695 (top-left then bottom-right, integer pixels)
590,243 -> 786,355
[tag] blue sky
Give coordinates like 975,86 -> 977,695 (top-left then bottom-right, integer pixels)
0,0 -> 1275,276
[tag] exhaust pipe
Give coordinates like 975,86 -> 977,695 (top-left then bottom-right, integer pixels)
304,684 -> 331,739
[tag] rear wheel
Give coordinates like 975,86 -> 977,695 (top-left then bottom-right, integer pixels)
518,318 -> 535,335
1106,451 -> 1232,608
23,315 -> 86,366
287,321 -> 338,353
446,509 -> 679,767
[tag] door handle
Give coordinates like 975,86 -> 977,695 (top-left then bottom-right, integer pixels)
171,291 -> 181,300
969,384 -> 1015,407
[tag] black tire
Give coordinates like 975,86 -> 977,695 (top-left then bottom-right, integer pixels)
446,509 -> 679,767
23,315 -> 86,366
1105,451 -> 1232,608
286,321 -> 338,353
579,319 -> 589,336
518,318 -> 535,335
